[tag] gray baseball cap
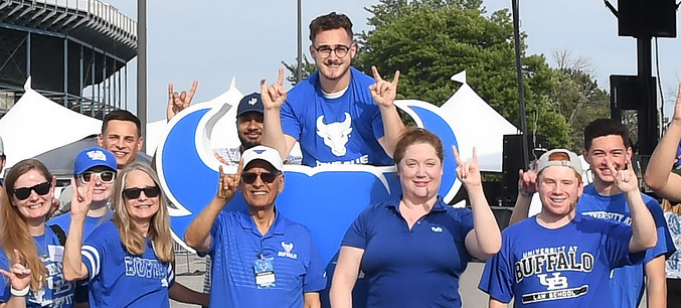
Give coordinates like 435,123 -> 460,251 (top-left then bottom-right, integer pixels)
536,149 -> 583,175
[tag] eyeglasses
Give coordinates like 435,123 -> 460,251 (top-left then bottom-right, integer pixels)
241,172 -> 279,184
79,171 -> 116,184
313,44 -> 352,58
122,186 -> 160,199
13,182 -> 51,201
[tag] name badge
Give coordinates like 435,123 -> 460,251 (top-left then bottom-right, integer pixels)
254,257 -> 276,289
48,245 -> 64,262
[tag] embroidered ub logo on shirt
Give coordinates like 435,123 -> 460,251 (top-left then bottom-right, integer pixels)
316,113 -> 353,156
278,242 -> 298,259
431,226 -> 443,233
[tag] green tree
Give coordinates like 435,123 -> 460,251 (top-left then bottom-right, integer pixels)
281,55 -> 317,86
549,51 -> 610,151
354,0 -> 572,148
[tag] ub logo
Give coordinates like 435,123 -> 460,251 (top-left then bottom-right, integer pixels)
538,273 -> 569,290
278,242 -> 298,259
248,97 -> 257,105
87,150 -> 107,161
316,113 -> 353,156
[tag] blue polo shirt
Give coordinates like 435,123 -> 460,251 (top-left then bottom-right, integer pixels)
207,209 -> 326,308
341,198 -> 474,308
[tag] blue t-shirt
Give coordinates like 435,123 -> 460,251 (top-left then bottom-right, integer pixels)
49,211 -> 113,239
341,198 -> 474,308
207,209 -> 326,308
281,67 -> 392,166
0,227 -> 76,307
81,222 -> 175,308
578,184 -> 676,308
50,210 -> 114,304
479,214 -> 644,307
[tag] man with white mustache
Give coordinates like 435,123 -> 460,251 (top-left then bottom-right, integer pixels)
184,145 -> 325,307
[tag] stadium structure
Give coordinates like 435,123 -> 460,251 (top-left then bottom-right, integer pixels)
0,0 -> 137,119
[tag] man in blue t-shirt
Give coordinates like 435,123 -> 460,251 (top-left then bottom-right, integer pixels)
510,119 -> 675,308
184,145 -> 326,307
480,149 -> 658,307
261,12 -> 405,166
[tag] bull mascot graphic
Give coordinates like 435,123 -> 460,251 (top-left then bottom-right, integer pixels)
157,76 -> 471,307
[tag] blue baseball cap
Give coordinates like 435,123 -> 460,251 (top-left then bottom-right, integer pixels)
236,92 -> 264,117
74,147 -> 117,175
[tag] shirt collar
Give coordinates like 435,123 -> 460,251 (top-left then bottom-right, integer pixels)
239,207 -> 285,236
386,196 -> 448,213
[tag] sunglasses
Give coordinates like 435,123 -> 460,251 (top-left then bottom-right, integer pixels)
79,170 -> 116,184
13,182 -> 51,201
241,172 -> 279,184
122,186 -> 160,199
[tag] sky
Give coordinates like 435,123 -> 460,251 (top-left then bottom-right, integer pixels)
102,0 -> 681,123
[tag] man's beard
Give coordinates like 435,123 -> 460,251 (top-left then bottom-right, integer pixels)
238,134 -> 261,152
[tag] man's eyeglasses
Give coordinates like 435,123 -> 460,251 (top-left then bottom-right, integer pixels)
122,186 -> 160,199
313,44 -> 352,58
241,172 -> 279,184
79,171 -> 116,184
13,182 -> 50,201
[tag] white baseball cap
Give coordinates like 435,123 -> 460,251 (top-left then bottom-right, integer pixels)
241,145 -> 283,172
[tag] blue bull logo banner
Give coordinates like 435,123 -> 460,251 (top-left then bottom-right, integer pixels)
156,98 -> 462,305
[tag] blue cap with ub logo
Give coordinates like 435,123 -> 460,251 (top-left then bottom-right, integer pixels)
74,147 -> 117,175
236,93 -> 264,117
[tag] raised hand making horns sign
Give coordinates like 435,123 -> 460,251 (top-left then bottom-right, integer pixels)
260,68 -> 287,111
369,66 -> 400,108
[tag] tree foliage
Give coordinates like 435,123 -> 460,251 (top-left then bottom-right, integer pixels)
281,55 -> 316,86
354,0 -> 575,147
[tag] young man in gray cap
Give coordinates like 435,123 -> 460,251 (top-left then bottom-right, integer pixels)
479,149 -> 658,307
184,145 -> 325,307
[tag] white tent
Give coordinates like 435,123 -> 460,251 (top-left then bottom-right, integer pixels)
439,71 -> 520,172
0,78 -> 102,170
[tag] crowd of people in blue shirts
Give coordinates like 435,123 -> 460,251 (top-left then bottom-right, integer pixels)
0,10 -> 681,308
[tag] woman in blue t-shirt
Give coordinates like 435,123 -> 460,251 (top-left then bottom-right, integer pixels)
330,128 -> 502,308
62,162 -> 207,307
0,159 -> 76,308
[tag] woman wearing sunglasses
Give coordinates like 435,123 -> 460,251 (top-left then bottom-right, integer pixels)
63,162 -> 208,307
1,159 -> 76,307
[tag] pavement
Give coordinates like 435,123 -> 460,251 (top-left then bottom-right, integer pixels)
170,253 -> 647,308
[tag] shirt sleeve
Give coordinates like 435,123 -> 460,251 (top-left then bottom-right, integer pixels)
303,232 -> 327,293
82,226 -> 111,281
644,198 -> 676,262
281,99 -> 301,141
207,211 -> 228,257
457,208 -> 475,240
478,235 -> 514,303
0,253 -> 10,303
340,207 -> 372,249
604,222 -> 645,268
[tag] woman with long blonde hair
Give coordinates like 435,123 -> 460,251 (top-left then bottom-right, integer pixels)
63,162 -> 206,307
1,159 -> 75,307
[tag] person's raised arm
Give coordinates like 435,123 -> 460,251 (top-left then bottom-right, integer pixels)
370,66 -> 406,157
63,179 -> 93,281
453,146 -> 502,260
166,80 -> 198,122
645,82 -> 681,201
184,163 -> 242,253
609,159 -> 657,252
261,68 -> 296,160
508,168 -> 537,226
329,246 -> 364,308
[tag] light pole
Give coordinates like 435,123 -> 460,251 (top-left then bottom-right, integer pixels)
297,0 -> 303,83
137,0 -> 147,152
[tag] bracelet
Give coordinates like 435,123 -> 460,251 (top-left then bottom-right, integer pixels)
10,285 -> 29,297
518,188 -> 534,197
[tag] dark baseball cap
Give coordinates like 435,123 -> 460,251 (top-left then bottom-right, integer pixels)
237,93 -> 264,116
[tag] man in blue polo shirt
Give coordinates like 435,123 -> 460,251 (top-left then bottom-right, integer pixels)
184,145 -> 326,307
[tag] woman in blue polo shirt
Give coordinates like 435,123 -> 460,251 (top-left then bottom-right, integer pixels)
330,128 -> 502,308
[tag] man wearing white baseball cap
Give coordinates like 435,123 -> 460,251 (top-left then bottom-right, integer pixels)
184,145 -> 325,307
479,149 -> 658,307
